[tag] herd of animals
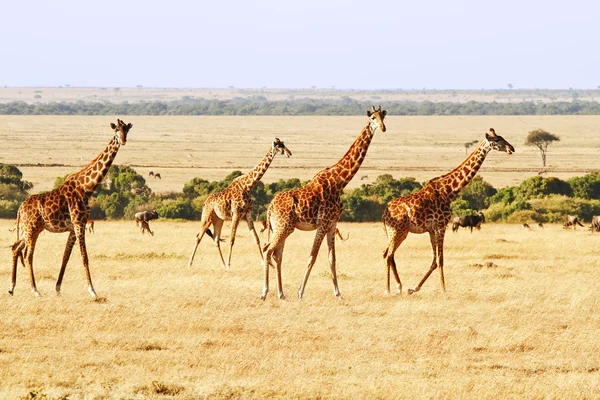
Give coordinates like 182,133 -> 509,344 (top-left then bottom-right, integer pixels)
6,109 -> 598,300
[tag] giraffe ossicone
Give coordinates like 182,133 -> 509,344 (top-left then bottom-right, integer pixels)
382,128 -> 514,295
187,138 -> 292,270
261,106 -> 387,300
9,119 -> 133,298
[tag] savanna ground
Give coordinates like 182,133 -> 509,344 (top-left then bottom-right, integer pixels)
1,220 -> 599,399
1,115 -> 600,195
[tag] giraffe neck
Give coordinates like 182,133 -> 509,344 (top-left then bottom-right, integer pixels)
438,139 -> 491,201
320,123 -> 375,191
68,136 -> 121,196
237,147 -> 278,191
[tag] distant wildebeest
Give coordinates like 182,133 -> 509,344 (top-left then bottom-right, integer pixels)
522,223 -> 532,230
590,216 -> 600,233
139,220 -> 154,236
86,220 -> 95,234
563,215 -> 584,231
149,171 -> 154,177
451,212 -> 485,233
135,210 -> 160,226
537,222 -> 544,228
154,173 -> 161,180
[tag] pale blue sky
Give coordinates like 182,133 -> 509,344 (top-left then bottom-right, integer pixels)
2,0 -> 598,89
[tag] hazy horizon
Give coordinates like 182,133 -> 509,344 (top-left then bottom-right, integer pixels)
2,0 -> 599,90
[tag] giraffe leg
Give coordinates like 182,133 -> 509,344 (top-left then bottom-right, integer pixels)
326,227 -> 341,298
383,228 -> 406,295
211,218 -> 227,269
224,213 -> 242,270
74,224 -> 97,298
261,245 -> 271,300
261,228 -> 292,300
24,233 -> 41,297
246,213 -> 264,262
297,225 -> 329,300
273,242 -> 286,299
55,230 -> 77,295
408,230 -> 438,295
437,229 -> 446,292
187,216 -> 213,268
9,240 -> 25,295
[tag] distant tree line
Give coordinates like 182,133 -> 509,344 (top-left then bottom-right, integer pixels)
3,163 -> 600,225
2,99 -> 600,115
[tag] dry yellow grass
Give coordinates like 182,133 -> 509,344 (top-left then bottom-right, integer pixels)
1,115 -> 600,195
1,220 -> 599,399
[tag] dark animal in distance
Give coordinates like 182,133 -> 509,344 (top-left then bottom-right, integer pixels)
537,222 -> 544,228
86,220 -> 95,234
154,173 -> 161,180
139,220 -> 154,236
563,215 -> 584,231
451,212 -> 485,233
149,171 -> 154,177
135,210 -> 160,226
522,223 -> 531,230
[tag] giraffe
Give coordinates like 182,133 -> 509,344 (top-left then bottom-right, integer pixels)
382,128 -> 514,295
9,119 -> 133,298
187,138 -> 292,270
261,106 -> 387,300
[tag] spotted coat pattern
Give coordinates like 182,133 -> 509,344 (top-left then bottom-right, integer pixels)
187,138 -> 292,269
382,128 -> 515,295
9,120 -> 133,297
261,106 -> 387,300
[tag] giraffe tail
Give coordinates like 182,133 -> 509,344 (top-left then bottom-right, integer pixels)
205,228 -> 225,242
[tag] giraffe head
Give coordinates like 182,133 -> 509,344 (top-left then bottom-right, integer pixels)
366,105 -> 387,133
272,138 -> 292,157
485,128 -> 514,155
109,119 -> 133,145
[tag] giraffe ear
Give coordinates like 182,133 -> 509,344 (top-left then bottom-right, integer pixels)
110,123 -> 117,129
381,110 -> 387,118
126,123 -> 133,130
366,110 -> 373,117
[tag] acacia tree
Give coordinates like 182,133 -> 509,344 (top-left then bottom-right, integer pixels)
464,139 -> 479,155
525,129 -> 560,167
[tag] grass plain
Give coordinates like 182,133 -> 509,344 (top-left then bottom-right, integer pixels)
0,220 -> 599,399
1,115 -> 600,195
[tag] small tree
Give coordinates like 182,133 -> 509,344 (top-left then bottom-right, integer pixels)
525,129 -> 560,167
464,139 -> 479,155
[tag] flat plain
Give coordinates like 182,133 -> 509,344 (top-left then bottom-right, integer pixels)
1,115 -> 600,195
1,220 -> 599,398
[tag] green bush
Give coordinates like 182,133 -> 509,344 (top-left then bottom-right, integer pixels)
568,172 -> 600,200
156,198 -> 195,219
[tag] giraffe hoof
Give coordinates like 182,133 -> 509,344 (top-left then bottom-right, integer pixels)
8,290 -> 13,296
408,289 -> 415,295
278,293 -> 286,300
